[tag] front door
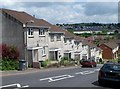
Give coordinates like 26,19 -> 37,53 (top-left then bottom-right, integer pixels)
69,53 -> 71,60
55,51 -> 58,60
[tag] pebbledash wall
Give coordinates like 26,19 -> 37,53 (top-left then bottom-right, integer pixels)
1,11 -> 25,60
0,10 -> 2,58
48,33 -> 65,61
27,28 -> 49,62
64,38 -> 75,59
0,10 -> 2,43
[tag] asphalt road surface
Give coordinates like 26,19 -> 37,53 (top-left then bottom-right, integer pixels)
1,64 -> 115,88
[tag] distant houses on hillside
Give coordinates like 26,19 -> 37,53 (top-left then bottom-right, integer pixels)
57,23 -> 120,35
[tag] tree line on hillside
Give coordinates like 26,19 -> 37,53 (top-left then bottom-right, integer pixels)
56,23 -> 120,29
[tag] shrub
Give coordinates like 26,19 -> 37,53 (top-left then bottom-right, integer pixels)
0,44 -> 19,60
41,61 -> 48,68
60,57 -> 74,66
48,63 -> 58,68
0,58 -> 19,70
28,64 -> 32,68
63,60 -> 70,66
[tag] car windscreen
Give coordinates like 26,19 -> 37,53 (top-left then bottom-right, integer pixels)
102,64 -> 120,71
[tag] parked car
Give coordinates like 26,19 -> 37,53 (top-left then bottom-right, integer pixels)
80,59 -> 97,68
98,62 -> 120,85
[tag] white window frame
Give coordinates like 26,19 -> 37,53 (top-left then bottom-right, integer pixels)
28,28 -> 33,35
50,35 -> 54,42
56,35 -> 61,41
39,29 -> 45,36
69,39 -> 72,44
64,39 -> 67,44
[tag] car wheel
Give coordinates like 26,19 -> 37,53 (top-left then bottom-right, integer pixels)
98,80 -> 103,86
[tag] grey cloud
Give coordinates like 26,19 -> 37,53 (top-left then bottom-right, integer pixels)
1,2 -> 118,24
83,2 -> 118,16
20,2 -> 74,8
19,2 -> 54,8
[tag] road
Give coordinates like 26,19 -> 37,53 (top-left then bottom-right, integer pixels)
1,64 -> 113,88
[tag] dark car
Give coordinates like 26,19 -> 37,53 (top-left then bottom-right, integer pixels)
80,59 -> 97,68
98,62 -> 120,85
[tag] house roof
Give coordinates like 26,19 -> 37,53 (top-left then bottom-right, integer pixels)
85,36 -> 95,42
31,19 -> 52,27
74,36 -> 85,42
2,8 -> 35,24
81,41 -> 102,51
103,42 -> 118,49
64,30 -> 75,38
49,25 -> 65,33
1,8 -> 65,33
87,42 -> 96,47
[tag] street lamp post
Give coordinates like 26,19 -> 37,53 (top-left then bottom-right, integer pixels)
24,20 -> 34,69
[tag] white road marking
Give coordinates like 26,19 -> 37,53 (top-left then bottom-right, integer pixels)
75,68 -> 100,75
94,68 -> 100,71
22,85 -> 29,88
0,83 -> 21,88
14,85 -> 29,89
40,75 -> 68,81
39,68 -> 100,83
0,84 -> 29,89
48,75 -> 74,82
40,74 -> 74,82
82,71 -> 95,75
75,71 -> 90,75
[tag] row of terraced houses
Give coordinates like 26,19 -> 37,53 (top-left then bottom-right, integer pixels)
0,9 -> 119,68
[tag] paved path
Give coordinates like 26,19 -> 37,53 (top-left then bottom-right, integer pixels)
0,65 -> 81,77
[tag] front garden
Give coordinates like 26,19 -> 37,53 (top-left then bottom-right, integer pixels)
0,44 -> 19,70
40,57 -> 76,68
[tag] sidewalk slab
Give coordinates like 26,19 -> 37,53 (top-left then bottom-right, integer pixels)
0,66 -> 81,77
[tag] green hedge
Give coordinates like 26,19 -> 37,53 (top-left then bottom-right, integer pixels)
0,59 -> 19,70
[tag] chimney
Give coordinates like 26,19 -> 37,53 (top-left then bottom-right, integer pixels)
33,15 -> 35,18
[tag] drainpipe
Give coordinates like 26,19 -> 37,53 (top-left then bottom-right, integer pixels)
24,20 -> 34,69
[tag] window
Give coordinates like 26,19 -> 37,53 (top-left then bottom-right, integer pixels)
39,29 -> 45,36
28,28 -> 33,35
102,64 -> 120,71
69,39 -> 72,44
75,42 -> 79,45
82,45 -> 86,49
56,35 -> 61,41
42,47 -> 46,55
64,39 -> 67,43
50,35 -> 54,42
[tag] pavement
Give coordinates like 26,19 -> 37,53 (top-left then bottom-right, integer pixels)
0,65 -> 81,77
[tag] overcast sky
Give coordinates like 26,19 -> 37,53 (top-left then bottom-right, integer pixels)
0,0 -> 119,24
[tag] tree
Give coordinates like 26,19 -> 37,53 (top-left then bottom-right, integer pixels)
101,29 -> 108,35
114,30 -> 119,35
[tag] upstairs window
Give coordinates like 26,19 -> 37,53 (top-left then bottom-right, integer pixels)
64,39 -> 67,43
56,35 -> 61,41
39,29 -> 45,36
50,35 -> 54,42
28,28 -> 33,35
69,39 -> 72,44
75,42 -> 79,46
